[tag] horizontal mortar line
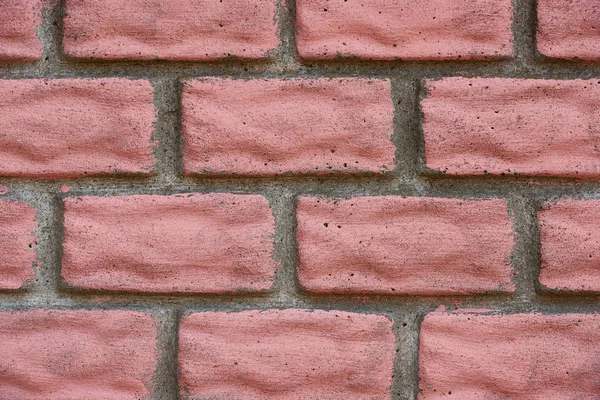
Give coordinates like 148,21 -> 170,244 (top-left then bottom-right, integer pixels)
3,59 -> 600,79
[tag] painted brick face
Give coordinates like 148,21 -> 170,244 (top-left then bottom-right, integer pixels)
539,200 -> 600,292
0,0 -> 42,60
297,196 -> 514,294
63,0 -> 278,60
62,193 -> 276,293
419,311 -> 600,399
0,79 -> 155,178
182,78 -> 396,176
0,310 -> 157,400
422,78 -> 600,178
296,0 -> 513,60
179,309 -> 395,399
0,200 -> 36,289
538,0 -> 600,60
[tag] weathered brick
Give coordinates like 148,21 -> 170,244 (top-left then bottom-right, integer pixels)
63,0 -> 278,60
0,200 -> 36,289
538,0 -> 600,60
420,311 -> 600,398
539,200 -> 600,292
0,79 -> 155,178
422,78 -> 600,178
0,310 -> 157,400
297,196 -> 514,295
179,309 -> 395,399
0,0 -> 42,60
296,0 -> 513,60
62,193 -> 276,293
182,78 -> 395,176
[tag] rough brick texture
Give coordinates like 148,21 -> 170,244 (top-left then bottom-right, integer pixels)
63,0 -> 278,60
539,200 -> 600,292
0,79 -> 155,178
182,78 -> 395,176
62,193 -> 276,293
297,196 -> 514,294
422,78 -> 600,178
296,0 -> 513,60
538,0 -> 600,60
0,200 -> 36,289
179,309 -> 395,399
0,0 -> 42,60
420,311 -> 600,399
0,310 -> 157,400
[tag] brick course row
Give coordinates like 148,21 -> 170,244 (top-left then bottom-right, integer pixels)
3,194 -> 600,294
2,0 -> 599,61
1,309 -> 598,399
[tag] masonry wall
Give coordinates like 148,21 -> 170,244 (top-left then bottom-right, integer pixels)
1,0 -> 600,399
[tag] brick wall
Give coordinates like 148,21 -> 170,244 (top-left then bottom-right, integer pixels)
1,0 -> 599,399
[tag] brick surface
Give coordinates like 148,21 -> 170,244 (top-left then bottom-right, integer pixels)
0,79 -> 155,179
539,200 -> 600,291
182,78 -> 395,176
0,310 -> 157,400
63,0 -> 278,60
296,0 -> 513,60
419,311 -> 600,399
0,200 -> 36,289
538,0 -> 600,60
0,0 -> 42,60
422,78 -> 600,178
179,309 -> 395,399
62,194 -> 276,293
297,196 -> 514,295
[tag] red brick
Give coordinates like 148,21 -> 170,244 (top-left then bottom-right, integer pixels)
296,0 -> 513,60
422,78 -> 600,178
179,309 -> 395,399
0,79 -> 155,179
62,193 -> 276,293
297,196 -> 514,295
419,311 -> 600,398
182,78 -> 395,176
0,0 -> 42,60
63,0 -> 278,60
0,200 -> 36,289
0,309 -> 157,400
539,200 -> 600,291
538,0 -> 600,60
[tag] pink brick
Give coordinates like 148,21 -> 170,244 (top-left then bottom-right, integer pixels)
0,79 -> 155,179
182,78 -> 395,176
62,194 -> 276,293
179,309 -> 395,399
538,0 -> 600,60
419,311 -> 600,398
0,309 -> 157,400
0,200 -> 36,289
0,0 -> 42,60
539,200 -> 600,291
423,78 -> 600,178
296,0 -> 513,60
63,0 -> 278,60
297,196 -> 514,295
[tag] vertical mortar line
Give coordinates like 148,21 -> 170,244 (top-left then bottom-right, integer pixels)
151,77 -> 184,186
38,0 -> 65,71
391,309 -> 424,400
153,307 -> 181,400
506,196 -> 541,305
389,77 -> 423,184
30,192 -> 63,301
276,0 -> 299,70
267,190 -> 300,303
512,0 -> 538,71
